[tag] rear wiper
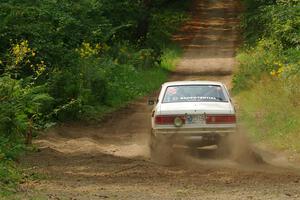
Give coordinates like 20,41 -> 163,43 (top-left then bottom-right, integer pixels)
214,97 -> 225,101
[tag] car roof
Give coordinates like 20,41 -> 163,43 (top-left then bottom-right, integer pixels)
162,81 -> 224,87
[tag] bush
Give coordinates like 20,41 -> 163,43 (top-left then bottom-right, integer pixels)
232,39 -> 283,92
234,0 -> 300,92
0,76 -> 53,138
0,0 -> 191,192
234,0 -> 300,151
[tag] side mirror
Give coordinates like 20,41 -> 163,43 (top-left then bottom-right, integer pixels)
148,98 -> 156,105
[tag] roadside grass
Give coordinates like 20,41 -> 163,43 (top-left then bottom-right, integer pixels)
236,76 -> 300,152
0,161 -> 22,197
160,44 -> 183,71
0,159 -> 47,199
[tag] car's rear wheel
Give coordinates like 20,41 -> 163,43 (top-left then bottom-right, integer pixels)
149,131 -> 173,165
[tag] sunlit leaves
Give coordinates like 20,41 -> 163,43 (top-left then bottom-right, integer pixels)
234,0 -> 300,92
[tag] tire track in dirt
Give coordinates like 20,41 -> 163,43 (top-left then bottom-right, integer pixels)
19,0 -> 300,199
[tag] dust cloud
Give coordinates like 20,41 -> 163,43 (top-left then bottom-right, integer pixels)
145,128 -> 300,173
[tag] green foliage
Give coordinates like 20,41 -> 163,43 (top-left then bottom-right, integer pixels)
0,136 -> 25,161
232,39 -> 283,91
160,44 -> 182,71
233,0 -> 300,92
0,161 -> 23,196
0,0 -> 191,192
234,0 -> 300,151
0,76 -> 53,137
0,76 -> 53,194
0,0 -> 190,119
146,3 -> 190,51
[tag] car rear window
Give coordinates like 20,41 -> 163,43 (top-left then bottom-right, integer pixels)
162,85 -> 228,103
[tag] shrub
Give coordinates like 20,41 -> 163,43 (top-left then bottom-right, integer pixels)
234,0 -> 300,152
0,0 -> 192,194
234,0 -> 300,92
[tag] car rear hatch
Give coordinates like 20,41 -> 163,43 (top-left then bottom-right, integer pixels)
155,102 -> 236,129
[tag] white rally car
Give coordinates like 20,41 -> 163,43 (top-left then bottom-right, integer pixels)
149,81 -> 236,163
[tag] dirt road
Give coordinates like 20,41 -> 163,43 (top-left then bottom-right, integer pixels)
19,0 -> 300,199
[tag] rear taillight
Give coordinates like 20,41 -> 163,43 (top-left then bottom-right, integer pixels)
206,114 -> 236,124
155,115 -> 185,125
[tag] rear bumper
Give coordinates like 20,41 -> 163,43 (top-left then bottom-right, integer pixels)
152,127 -> 236,146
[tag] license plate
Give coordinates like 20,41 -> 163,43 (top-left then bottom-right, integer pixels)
186,115 -> 205,124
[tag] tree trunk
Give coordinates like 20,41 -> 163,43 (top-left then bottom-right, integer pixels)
25,118 -> 33,145
135,0 -> 153,42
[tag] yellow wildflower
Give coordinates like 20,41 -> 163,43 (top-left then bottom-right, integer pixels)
77,42 -> 101,58
11,40 -> 34,65
270,70 -> 276,76
95,43 -> 101,50
277,67 -> 284,74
